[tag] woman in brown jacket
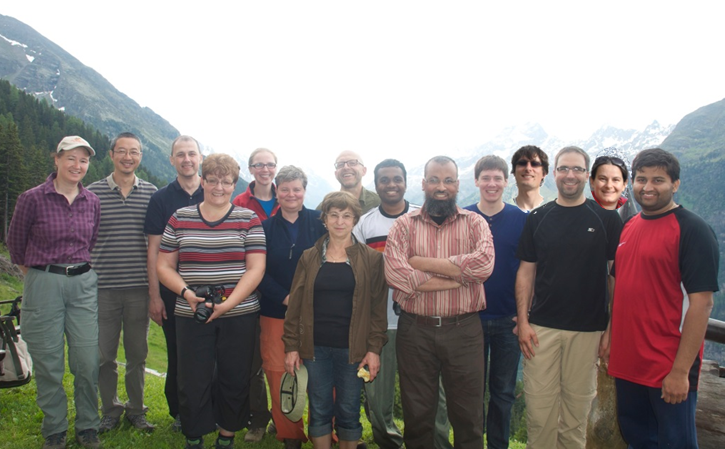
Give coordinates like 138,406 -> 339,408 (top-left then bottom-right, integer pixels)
283,191 -> 388,449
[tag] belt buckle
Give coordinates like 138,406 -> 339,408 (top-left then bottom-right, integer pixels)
432,316 -> 442,327
65,265 -> 77,276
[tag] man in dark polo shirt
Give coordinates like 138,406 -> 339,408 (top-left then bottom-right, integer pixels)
144,135 -> 204,430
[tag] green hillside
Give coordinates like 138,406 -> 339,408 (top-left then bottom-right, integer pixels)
661,98 -> 725,365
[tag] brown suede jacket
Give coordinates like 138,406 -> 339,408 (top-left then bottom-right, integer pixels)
282,235 -> 388,363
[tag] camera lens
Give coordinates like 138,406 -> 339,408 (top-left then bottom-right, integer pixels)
194,303 -> 211,324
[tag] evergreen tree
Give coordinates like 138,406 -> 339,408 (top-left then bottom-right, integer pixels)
0,123 -> 29,241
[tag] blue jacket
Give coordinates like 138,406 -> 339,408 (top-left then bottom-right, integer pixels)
258,207 -> 327,318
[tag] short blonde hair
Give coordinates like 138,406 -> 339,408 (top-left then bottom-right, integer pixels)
202,153 -> 240,183
319,191 -> 362,226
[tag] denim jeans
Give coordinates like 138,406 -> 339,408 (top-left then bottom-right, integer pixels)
615,378 -> 699,448
481,314 -> 521,449
304,346 -> 363,441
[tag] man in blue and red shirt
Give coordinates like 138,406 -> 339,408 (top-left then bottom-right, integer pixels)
606,148 -> 719,448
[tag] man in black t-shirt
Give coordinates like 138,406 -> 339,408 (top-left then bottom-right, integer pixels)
515,146 -> 622,449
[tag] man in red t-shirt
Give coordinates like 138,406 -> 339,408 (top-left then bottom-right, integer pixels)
605,148 -> 719,448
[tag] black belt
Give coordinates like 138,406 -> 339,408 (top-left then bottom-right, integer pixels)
32,263 -> 91,277
403,311 -> 477,327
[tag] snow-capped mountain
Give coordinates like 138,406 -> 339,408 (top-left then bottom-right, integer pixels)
394,121 -> 674,207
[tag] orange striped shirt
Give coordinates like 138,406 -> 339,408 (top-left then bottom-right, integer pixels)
384,207 -> 494,317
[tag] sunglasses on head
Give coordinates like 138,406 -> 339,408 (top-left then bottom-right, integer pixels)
593,156 -> 626,170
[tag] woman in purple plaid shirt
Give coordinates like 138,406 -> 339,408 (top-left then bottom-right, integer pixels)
8,136 -> 102,449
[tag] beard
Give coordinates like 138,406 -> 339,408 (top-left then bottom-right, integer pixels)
424,196 -> 458,218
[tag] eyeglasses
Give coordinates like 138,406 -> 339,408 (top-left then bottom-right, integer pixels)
113,149 -> 142,157
334,159 -> 361,169
328,212 -> 355,221
250,162 -> 277,170
516,159 -> 543,168
424,177 -> 458,186
204,178 -> 235,188
555,166 -> 588,174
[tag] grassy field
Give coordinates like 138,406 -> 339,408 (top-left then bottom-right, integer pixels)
0,244 -> 526,448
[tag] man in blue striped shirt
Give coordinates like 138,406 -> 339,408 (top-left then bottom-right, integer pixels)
88,132 -> 158,434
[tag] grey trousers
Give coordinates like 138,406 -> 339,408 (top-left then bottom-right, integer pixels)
21,267 -> 100,437
97,287 -> 150,418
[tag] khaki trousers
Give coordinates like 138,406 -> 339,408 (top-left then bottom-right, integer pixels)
523,324 -> 601,449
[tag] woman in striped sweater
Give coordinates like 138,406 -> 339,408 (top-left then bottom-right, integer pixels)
157,153 -> 266,449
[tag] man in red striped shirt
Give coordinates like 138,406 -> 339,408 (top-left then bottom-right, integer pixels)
384,156 -> 495,449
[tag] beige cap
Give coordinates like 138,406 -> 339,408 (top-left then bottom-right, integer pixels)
56,136 -> 96,156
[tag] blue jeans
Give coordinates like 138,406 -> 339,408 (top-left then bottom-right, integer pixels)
304,346 -> 363,441
615,378 -> 699,448
481,314 -> 521,449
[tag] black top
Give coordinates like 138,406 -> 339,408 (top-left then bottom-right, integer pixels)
517,199 -> 623,332
313,262 -> 356,348
144,178 -> 204,236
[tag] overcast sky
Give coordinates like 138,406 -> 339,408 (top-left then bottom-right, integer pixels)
3,1 -> 724,179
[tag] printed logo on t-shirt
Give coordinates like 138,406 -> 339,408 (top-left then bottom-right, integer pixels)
587,228 -> 595,233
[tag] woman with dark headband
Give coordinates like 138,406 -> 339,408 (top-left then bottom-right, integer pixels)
590,149 -> 629,210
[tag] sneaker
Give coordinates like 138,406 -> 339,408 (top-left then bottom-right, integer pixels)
267,421 -> 277,435
98,415 -> 120,434
125,413 -> 156,431
284,438 -> 302,449
185,437 -> 204,449
75,429 -> 101,449
215,435 -> 235,448
172,415 -> 182,432
42,431 -> 67,449
244,427 -> 265,442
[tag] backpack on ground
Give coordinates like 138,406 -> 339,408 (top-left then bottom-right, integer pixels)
0,296 -> 33,388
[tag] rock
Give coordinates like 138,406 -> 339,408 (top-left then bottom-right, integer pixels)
0,254 -> 23,279
586,367 -> 626,449
696,360 -> 725,448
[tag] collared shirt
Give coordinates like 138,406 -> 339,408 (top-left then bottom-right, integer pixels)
358,187 -> 381,214
144,178 -> 204,236
8,173 -> 101,267
384,206 -> 495,317
88,174 -> 157,289
320,235 -> 357,266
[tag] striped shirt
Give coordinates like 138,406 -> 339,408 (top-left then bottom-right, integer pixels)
160,205 -> 266,318
384,206 -> 495,317
88,174 -> 157,289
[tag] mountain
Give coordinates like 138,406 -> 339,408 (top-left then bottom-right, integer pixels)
397,121 -> 674,206
0,14 -> 178,181
660,97 -> 725,163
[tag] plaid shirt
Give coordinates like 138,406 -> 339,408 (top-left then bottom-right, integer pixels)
384,206 -> 494,317
8,173 -> 100,267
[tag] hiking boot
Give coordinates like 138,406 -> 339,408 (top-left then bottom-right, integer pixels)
244,426 -> 265,442
98,415 -> 120,434
42,431 -> 67,449
284,438 -> 302,449
267,421 -> 277,435
75,429 -> 101,449
125,413 -> 156,431
215,435 -> 235,448
185,437 -> 204,449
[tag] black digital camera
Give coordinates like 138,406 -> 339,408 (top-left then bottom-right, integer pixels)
194,285 -> 226,324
